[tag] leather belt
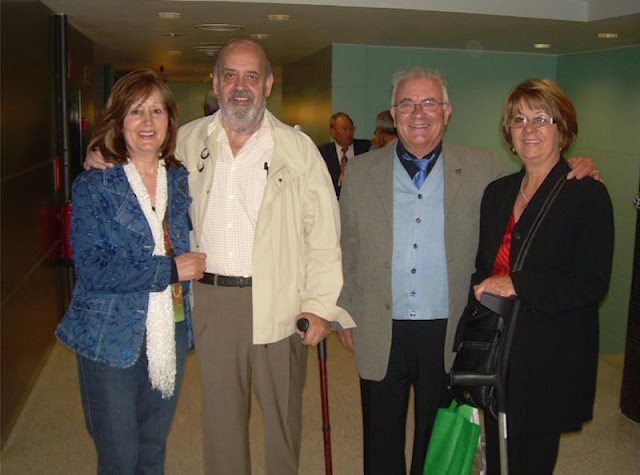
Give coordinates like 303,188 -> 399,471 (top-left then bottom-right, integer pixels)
198,272 -> 252,288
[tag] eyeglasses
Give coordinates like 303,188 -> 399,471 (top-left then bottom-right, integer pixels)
393,99 -> 448,114
509,115 -> 556,129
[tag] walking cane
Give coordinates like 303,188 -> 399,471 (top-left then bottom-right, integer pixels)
297,318 -> 333,475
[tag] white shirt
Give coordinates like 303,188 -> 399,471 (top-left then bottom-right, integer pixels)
200,114 -> 274,276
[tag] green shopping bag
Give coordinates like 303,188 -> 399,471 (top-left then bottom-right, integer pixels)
423,400 -> 480,475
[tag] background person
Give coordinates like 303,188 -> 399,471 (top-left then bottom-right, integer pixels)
369,109 -> 397,149
318,112 -> 370,196
471,78 -> 613,474
56,68 -> 206,474
203,91 -> 219,116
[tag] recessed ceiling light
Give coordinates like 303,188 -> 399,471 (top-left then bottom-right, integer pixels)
598,33 -> 619,39
194,44 -> 224,56
168,50 -> 182,56
193,44 -> 223,51
250,33 -> 269,40
266,14 -> 292,21
533,43 -> 551,49
161,32 -> 182,38
195,23 -> 244,32
157,12 -> 182,20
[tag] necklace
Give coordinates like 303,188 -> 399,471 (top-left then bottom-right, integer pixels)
520,177 -> 530,203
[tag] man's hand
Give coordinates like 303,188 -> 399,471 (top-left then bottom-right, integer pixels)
337,329 -> 354,351
473,275 -> 516,302
175,252 -> 207,281
84,149 -> 112,171
295,312 -> 331,346
567,156 -> 602,182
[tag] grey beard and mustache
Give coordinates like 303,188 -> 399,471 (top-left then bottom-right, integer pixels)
219,89 -> 267,134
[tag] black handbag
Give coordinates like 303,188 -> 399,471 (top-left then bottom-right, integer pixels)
449,292 -> 519,419
449,175 -> 566,419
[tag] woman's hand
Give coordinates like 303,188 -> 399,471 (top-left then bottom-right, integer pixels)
473,275 -> 517,301
175,252 -> 207,281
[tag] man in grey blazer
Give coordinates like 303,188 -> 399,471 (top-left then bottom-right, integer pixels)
337,67 -> 597,475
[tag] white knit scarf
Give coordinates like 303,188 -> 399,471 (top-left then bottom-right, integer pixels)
123,160 -> 175,399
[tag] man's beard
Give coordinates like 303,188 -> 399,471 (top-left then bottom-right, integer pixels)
219,89 -> 267,134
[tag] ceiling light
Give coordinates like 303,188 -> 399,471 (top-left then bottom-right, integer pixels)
161,32 -> 182,38
195,23 -> 244,32
266,14 -> 292,21
250,33 -> 269,40
194,44 -> 224,57
533,43 -> 551,49
193,44 -> 223,51
598,33 -> 618,39
157,12 -> 182,20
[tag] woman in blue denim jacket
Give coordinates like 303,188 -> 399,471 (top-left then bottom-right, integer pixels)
56,69 -> 206,474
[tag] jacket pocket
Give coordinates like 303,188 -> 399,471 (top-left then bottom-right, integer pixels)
62,295 -> 115,360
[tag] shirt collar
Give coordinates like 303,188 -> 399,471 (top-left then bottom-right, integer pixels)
334,141 -> 353,156
396,140 -> 442,161
396,140 -> 442,178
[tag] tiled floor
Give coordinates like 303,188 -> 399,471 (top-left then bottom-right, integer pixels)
2,335 -> 638,474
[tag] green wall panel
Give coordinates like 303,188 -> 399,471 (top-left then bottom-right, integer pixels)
558,46 -> 640,354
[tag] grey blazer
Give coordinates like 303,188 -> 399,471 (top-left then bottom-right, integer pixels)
338,140 -> 503,381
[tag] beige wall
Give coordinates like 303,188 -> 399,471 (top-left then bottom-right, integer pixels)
282,46 -> 332,145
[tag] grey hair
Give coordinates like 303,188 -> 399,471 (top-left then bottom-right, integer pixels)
375,110 -> 396,134
390,67 -> 449,107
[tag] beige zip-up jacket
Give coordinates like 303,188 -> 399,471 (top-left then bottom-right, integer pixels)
176,110 -> 355,344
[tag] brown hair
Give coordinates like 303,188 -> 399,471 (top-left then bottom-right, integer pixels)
87,68 -> 180,168
500,78 -> 578,152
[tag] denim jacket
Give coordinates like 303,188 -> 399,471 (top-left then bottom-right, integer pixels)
56,163 -> 193,368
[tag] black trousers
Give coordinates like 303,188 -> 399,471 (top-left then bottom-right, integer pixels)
360,319 -> 452,475
485,415 -> 561,475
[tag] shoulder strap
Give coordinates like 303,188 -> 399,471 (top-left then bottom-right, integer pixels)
512,175 -> 566,272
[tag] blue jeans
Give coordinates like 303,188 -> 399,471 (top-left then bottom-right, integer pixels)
77,320 -> 188,475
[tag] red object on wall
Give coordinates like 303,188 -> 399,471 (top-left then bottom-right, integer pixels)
54,157 -> 61,191
59,204 -> 73,260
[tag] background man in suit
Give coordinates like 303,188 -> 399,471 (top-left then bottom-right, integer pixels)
318,112 -> 370,196
336,67 -> 597,475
